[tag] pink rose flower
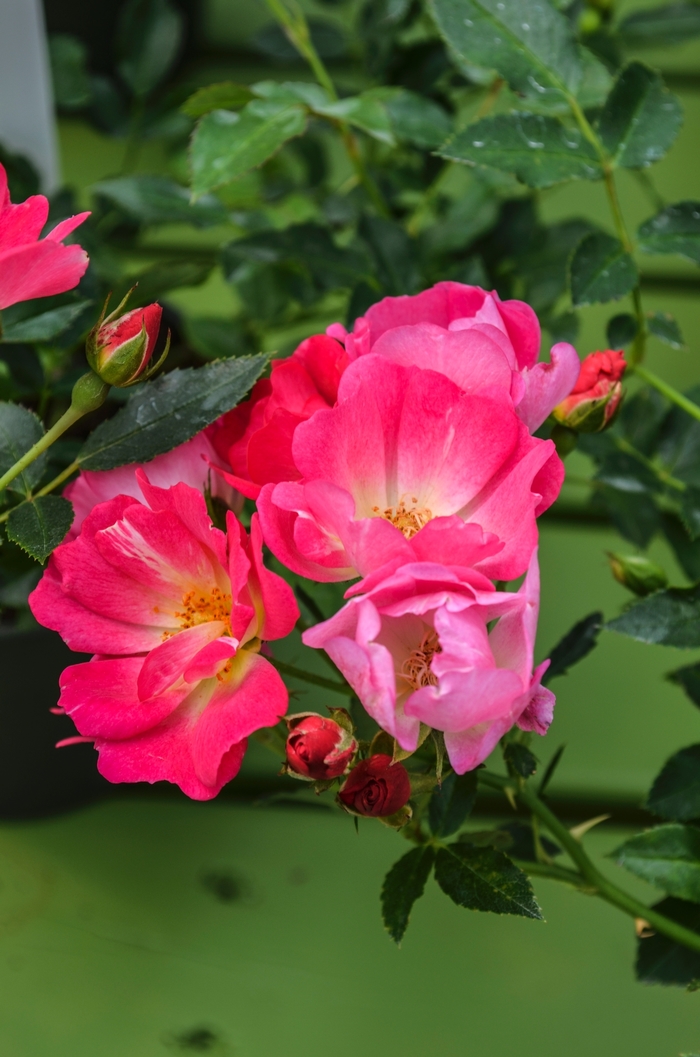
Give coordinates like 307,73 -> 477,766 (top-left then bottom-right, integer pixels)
29,476 -> 299,800
209,334 -> 349,499
65,431 -> 241,538
257,356 -> 563,583
553,349 -> 626,433
328,281 -> 581,433
211,282 -> 579,500
0,163 -> 90,309
303,550 -> 555,775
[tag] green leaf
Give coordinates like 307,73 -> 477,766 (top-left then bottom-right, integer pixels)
569,231 -> 638,306
494,820 -> 561,862
48,34 -> 91,110
6,495 -> 74,562
78,355 -> 267,471
116,0 -> 183,98
222,224 -> 371,294
681,486 -> 700,541
619,4 -> 700,47
606,313 -> 637,348
429,0 -> 582,108
184,318 -> 252,361
636,897 -> 700,987
647,311 -> 685,349
380,846 -> 435,944
648,745 -> 700,821
435,843 -> 543,919
542,611 -> 603,686
599,483 -> 661,548
1,300 -> 94,344
662,513 -> 700,581
358,215 -> 420,295
504,742 -> 538,778
608,586 -> 700,648
190,102 -> 308,197
597,62 -> 683,170
638,202 -> 700,265
0,402 -> 47,494
181,82 -> 254,119
382,89 -> 453,149
438,113 -> 602,189
428,771 -> 478,837
611,824 -> 700,901
313,91 -> 395,145
118,261 -> 214,306
94,176 -> 228,228
668,662 -> 700,708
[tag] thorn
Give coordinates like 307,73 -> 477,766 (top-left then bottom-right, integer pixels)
569,814 -> 611,841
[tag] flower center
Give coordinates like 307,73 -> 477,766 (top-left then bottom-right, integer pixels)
399,630 -> 441,691
372,496 -> 433,539
162,586 -> 232,641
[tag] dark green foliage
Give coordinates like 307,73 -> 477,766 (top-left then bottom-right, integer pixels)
569,232 -> 638,306
503,743 -> 538,778
608,586 -> 700,648
358,215 -> 420,295
638,202 -> 700,264
619,4 -> 700,47
647,745 -> 700,820
439,114 -> 602,189
0,403 -> 47,495
78,356 -> 267,471
94,177 -> 228,228
496,821 -> 561,862
636,897 -> 700,986
606,313 -> 637,348
597,63 -> 683,169
181,83 -> 254,119
429,771 -> 478,837
542,612 -> 603,685
116,0 -> 184,99
435,843 -> 543,919
611,824 -> 700,901
6,496 -> 74,563
0,301 -> 94,345
667,663 -> 700,708
681,487 -> 700,540
647,311 -> 684,349
381,846 -> 436,944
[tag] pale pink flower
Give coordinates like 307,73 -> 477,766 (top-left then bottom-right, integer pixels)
328,280 -> 581,433
65,431 -> 241,539
303,550 -> 554,774
0,163 -> 90,309
29,477 -> 299,800
258,356 -> 563,583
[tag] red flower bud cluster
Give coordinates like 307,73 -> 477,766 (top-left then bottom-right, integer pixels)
338,754 -> 411,817
553,349 -> 626,433
285,712 -> 357,780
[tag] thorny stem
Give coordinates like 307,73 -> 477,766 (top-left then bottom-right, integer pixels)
479,770 -> 700,955
631,364 -> 700,425
270,658 -> 354,697
0,405 -> 84,495
264,0 -> 390,217
0,459 -> 80,525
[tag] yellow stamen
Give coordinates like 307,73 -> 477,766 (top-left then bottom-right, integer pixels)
371,495 -> 433,539
161,586 -> 233,641
399,630 -> 442,691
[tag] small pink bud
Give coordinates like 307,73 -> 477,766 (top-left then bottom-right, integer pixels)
338,754 -> 411,817
87,302 -> 163,387
285,712 -> 357,781
553,349 -> 626,433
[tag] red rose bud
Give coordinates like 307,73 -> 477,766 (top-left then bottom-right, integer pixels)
553,349 -> 626,433
285,712 -> 357,781
87,295 -> 168,387
338,754 -> 411,817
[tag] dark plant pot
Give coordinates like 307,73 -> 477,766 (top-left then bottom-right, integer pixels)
0,627 -> 110,819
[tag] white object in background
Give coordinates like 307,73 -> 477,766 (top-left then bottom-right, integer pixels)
0,0 -> 59,191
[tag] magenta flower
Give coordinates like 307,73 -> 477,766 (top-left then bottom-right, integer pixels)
327,280 -> 581,432
257,356 -> 563,583
0,163 -> 90,310
65,431 -> 241,538
303,550 -> 554,773
29,477 -> 299,800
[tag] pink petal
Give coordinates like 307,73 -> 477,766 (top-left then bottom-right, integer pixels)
516,343 -> 582,432
0,240 -> 88,309
44,212 -> 90,242
370,322 -> 513,394
183,636 -> 239,683
245,513 -> 299,640
137,622 -> 226,699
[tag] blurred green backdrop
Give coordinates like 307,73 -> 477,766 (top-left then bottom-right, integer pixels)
2,0 -> 700,1053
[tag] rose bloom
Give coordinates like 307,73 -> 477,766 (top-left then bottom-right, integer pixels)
285,712 -> 357,780
30,476 -> 298,800
213,281 -> 580,498
338,754 -> 411,817
0,162 -> 90,309
65,431 -> 240,539
303,550 -> 554,775
257,355 -> 562,583
553,349 -> 626,432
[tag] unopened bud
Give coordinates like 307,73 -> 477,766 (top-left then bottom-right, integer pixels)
285,712 -> 357,781
338,754 -> 411,818
86,291 -> 168,388
553,350 -> 626,433
608,552 -> 668,596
